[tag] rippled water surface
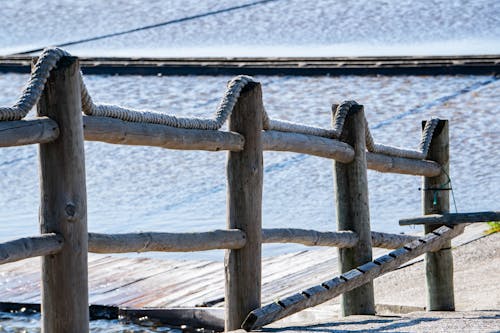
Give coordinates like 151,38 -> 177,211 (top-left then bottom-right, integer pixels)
1,74 -> 498,258
1,0 -> 499,56
0,311 -> 180,332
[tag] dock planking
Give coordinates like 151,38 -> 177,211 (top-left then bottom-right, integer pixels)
0,224 -> 487,312
0,248 -> 375,309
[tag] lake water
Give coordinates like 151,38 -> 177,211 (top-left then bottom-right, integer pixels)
1,0 -> 499,57
1,74 -> 498,259
0,0 -> 499,331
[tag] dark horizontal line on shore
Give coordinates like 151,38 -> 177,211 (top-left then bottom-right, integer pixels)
1,55 -> 499,76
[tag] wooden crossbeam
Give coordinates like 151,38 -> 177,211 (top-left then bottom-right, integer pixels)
88,230 -> 246,253
0,234 -> 63,265
399,211 -> 500,226
0,118 -> 59,147
241,225 -> 464,331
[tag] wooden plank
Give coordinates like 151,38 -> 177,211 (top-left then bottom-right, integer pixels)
262,130 -> 354,163
0,118 -> 59,147
37,56 -> 89,333
262,229 -> 358,248
370,231 -> 418,249
0,234 -> 63,265
90,260 -> 219,307
366,152 -> 441,177
333,104 -> 375,316
399,211 -> 500,225
261,229 -> 415,249
83,115 -> 244,152
241,225 -> 463,330
88,229 -> 246,253
114,263 -> 222,308
225,81 -> 264,330
422,119 -> 457,311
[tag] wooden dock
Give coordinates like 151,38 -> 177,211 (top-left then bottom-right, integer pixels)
1,55 -> 498,76
0,249 -> 345,309
0,224 -> 488,329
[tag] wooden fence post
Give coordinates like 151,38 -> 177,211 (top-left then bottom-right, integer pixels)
422,119 -> 455,310
333,104 -> 375,316
225,82 -> 264,331
37,56 -> 89,332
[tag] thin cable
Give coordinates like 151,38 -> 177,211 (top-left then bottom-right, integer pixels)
12,0 -> 285,55
440,167 -> 459,213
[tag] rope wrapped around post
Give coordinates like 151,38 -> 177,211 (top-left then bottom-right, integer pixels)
0,47 -> 439,160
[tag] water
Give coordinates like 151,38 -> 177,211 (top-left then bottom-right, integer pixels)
0,310 -> 180,332
1,0 -> 499,56
1,0 -> 500,331
1,74 -> 498,258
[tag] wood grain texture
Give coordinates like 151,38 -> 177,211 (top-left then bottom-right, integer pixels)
400,211 -> 500,225
422,119 -> 458,311
370,231 -> 418,249
37,56 -> 89,333
366,151 -> 440,177
0,234 -> 63,265
0,118 -> 59,147
83,115 -> 244,151
242,225 -> 463,330
225,82 -> 264,331
262,229 -> 358,248
333,105 -> 375,316
88,230 -> 246,253
262,130 -> 354,163
262,229 -> 417,249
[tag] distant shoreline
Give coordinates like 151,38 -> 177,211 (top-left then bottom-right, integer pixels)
1,54 -> 498,76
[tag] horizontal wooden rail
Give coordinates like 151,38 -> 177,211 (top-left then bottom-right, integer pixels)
262,229 -> 417,249
262,130 -> 354,163
0,233 -> 64,265
366,152 -> 441,177
83,116 -> 440,176
399,211 -> 500,226
242,224 -> 464,330
88,229 -> 246,253
87,228 -> 416,253
370,231 -> 418,249
0,118 -> 59,147
83,116 -> 245,151
262,229 -> 357,248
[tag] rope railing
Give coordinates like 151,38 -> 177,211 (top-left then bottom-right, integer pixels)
0,47 -> 438,160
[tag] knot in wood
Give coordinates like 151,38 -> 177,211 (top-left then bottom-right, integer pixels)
65,203 -> 77,221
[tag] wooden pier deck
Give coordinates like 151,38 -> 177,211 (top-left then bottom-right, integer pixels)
0,224 -> 488,314
1,248 -> 343,309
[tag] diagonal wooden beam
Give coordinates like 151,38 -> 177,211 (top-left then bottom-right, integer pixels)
399,211 -> 500,226
242,224 -> 464,331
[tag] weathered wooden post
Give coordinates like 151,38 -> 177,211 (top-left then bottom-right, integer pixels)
333,104 -> 375,316
225,82 -> 264,331
37,56 -> 89,332
422,119 -> 455,310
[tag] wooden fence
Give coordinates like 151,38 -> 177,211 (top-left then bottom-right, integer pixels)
0,56 -> 494,332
